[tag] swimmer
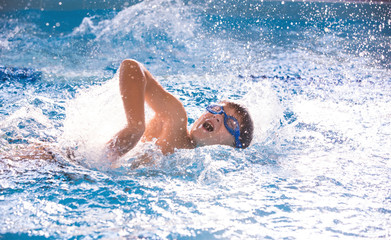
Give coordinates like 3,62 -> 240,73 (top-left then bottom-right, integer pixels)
105,59 -> 254,164
2,59 -> 254,167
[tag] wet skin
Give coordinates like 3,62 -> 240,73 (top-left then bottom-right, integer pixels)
105,59 -> 239,162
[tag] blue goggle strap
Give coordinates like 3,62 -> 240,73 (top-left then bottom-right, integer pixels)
223,113 -> 243,148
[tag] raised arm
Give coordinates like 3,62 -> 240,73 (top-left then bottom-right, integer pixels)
105,59 -> 147,161
105,59 -> 187,161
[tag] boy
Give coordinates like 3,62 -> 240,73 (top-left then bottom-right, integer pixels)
105,59 -> 254,162
2,59 -> 254,165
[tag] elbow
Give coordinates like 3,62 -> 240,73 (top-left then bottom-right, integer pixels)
121,59 -> 140,68
120,59 -> 143,74
119,59 -> 146,86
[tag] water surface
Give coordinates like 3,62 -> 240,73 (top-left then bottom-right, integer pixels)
0,0 -> 390,239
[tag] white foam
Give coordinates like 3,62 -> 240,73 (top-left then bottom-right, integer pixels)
242,80 -> 284,145
60,74 -> 125,163
71,0 -> 198,43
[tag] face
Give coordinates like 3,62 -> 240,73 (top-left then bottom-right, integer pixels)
190,103 -> 240,147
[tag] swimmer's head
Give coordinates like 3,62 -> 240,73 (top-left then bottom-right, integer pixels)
190,101 -> 254,149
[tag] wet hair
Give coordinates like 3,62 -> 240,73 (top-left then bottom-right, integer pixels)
222,101 -> 254,149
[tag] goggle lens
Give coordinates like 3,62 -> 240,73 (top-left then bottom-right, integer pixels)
206,104 -> 243,148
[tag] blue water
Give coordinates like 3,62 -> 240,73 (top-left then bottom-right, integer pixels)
1,0 -> 391,239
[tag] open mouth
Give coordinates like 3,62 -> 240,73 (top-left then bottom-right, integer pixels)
202,121 -> 214,132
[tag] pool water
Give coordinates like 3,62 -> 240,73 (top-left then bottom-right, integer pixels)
1,0 -> 391,239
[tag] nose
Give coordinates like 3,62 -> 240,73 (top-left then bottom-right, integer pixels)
212,114 -> 223,123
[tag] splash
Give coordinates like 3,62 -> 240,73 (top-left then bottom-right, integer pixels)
1,0 -> 391,239
59,75 -> 124,165
58,70 -> 284,170
73,0 -> 197,41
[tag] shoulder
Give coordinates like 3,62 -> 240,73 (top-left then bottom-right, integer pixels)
160,108 -> 188,134
160,94 -> 187,118
154,110 -> 191,153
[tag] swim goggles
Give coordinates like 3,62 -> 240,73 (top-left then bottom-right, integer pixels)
206,104 -> 243,148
